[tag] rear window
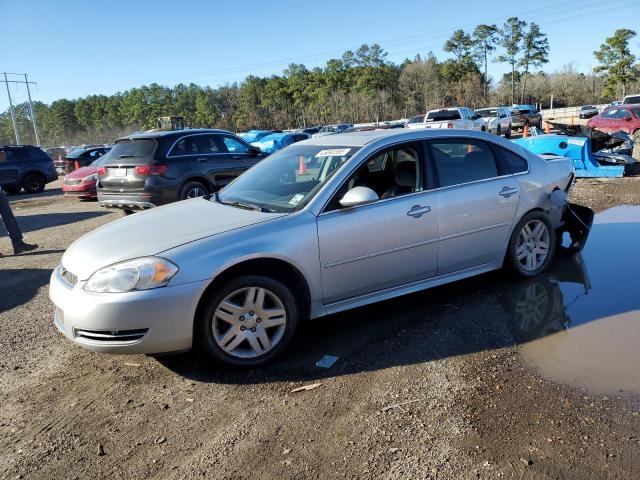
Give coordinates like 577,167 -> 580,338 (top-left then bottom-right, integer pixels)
623,95 -> 640,105
106,139 -> 156,160
426,110 -> 461,122
476,109 -> 498,118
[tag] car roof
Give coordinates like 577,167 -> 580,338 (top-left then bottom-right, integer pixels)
303,128 -> 508,147
117,128 -> 232,141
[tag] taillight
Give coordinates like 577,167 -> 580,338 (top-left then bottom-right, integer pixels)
447,123 -> 454,128
97,167 -> 106,175
135,165 -> 168,176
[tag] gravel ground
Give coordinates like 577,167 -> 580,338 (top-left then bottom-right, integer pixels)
1,179 -> 639,479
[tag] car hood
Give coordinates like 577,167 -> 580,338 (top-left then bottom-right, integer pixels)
61,198 -> 287,280
65,166 -> 97,180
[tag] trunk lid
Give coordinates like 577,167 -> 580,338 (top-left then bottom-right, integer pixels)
99,138 -> 157,191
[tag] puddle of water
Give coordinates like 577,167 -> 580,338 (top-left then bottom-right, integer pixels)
514,205 -> 640,398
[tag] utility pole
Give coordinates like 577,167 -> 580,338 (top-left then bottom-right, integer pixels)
24,74 -> 41,146
2,73 -> 39,145
4,72 -> 20,144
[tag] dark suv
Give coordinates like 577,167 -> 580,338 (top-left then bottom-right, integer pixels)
0,145 -> 58,194
97,129 -> 265,213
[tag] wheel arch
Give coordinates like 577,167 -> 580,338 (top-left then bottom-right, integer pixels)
181,175 -> 214,193
193,256 -> 312,336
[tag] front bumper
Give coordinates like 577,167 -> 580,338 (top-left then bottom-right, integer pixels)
63,182 -> 97,197
49,267 -> 207,354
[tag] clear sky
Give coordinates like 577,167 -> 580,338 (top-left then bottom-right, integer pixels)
1,0 -> 639,109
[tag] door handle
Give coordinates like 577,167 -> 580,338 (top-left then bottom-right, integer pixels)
196,157 -> 208,163
499,186 -> 519,198
232,155 -> 242,160
406,205 -> 431,218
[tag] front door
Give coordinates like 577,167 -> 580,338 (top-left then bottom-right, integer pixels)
317,143 -> 439,304
428,138 -> 520,275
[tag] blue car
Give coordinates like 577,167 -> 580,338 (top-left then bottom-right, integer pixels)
250,132 -> 310,154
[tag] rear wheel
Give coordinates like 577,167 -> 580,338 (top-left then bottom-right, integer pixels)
197,275 -> 299,367
180,181 -> 209,200
505,125 -> 512,138
507,211 -> 556,278
496,125 -> 501,136
123,209 -> 135,216
21,173 -> 46,194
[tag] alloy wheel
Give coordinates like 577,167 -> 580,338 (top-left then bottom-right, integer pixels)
186,186 -> 206,198
212,287 -> 287,359
515,220 -> 550,272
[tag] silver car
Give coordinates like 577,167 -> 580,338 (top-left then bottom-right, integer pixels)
50,129 -> 574,366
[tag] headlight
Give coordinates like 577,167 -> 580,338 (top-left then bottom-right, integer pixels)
83,173 -> 97,182
84,257 -> 178,293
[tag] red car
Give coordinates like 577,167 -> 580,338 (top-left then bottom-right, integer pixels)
587,104 -> 640,142
62,158 -> 105,199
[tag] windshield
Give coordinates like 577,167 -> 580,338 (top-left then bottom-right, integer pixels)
426,110 -> 461,121
105,138 -> 155,159
475,109 -> 498,118
319,125 -> 338,133
217,144 -> 359,213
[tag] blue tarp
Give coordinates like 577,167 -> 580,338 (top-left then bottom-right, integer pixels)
239,130 -> 273,143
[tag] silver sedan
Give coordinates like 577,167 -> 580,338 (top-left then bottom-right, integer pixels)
49,129 -> 575,366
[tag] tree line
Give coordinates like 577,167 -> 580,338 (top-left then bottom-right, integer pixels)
1,19 -> 639,147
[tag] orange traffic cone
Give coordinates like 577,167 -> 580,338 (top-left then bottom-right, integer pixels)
522,124 -> 529,138
544,122 -> 550,134
298,155 -> 307,175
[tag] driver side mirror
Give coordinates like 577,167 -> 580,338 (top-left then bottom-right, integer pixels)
471,114 -> 480,120
249,145 -> 262,155
339,186 -> 379,208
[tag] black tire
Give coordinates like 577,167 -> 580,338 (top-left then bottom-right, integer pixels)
506,211 -> 556,278
180,181 -> 209,200
505,125 -> 512,138
123,209 -> 135,216
196,275 -> 299,367
21,173 -> 46,194
496,125 -> 501,136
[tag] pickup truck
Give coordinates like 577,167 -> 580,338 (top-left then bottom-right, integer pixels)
510,105 -> 542,130
406,107 -> 485,131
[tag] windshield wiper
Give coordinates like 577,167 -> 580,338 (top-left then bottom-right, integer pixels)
218,198 -> 274,213
119,154 -> 138,158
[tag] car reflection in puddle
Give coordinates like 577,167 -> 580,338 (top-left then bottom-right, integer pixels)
507,205 -> 640,398
159,206 -> 640,396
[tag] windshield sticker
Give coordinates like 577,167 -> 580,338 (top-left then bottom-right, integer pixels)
315,148 -> 351,157
289,193 -> 305,205
567,138 -> 586,146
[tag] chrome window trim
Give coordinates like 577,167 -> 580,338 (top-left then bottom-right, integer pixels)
165,133 -> 244,159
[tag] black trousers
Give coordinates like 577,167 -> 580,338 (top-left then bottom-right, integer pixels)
0,189 -> 22,243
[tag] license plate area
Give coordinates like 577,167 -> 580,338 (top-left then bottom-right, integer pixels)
111,168 -> 127,177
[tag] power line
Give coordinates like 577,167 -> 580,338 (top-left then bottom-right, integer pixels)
2,73 -> 40,146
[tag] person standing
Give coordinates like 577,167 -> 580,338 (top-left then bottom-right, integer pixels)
0,150 -> 38,256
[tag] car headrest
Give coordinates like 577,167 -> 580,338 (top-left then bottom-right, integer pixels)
394,161 -> 416,187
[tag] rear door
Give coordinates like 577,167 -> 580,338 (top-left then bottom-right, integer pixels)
0,148 -> 19,187
429,138 -> 520,275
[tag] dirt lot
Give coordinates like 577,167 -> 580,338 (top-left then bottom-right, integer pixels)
1,179 -> 639,480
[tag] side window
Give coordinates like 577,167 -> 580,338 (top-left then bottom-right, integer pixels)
198,135 -> 223,154
326,143 -> 422,211
430,139 -> 501,188
495,146 -> 528,174
222,136 -> 250,154
170,136 -> 201,156
13,148 -> 30,161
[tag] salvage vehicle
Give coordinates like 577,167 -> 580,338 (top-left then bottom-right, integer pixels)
406,107 -> 484,131
0,144 -> 58,194
51,129 -> 579,366
474,107 -> 512,137
96,129 -> 264,214
251,132 -> 310,154
55,146 -> 111,175
578,105 -> 599,119
312,123 -> 353,138
587,105 -> 640,142
62,156 -> 110,199
511,105 -> 542,130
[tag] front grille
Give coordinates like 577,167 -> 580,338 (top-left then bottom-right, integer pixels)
58,265 -> 78,288
73,328 -> 149,344
64,178 -> 82,186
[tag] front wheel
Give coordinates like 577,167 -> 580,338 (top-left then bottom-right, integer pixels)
496,125 -> 501,136
21,173 -> 46,194
197,275 -> 299,367
505,125 -> 512,138
507,211 -> 556,278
